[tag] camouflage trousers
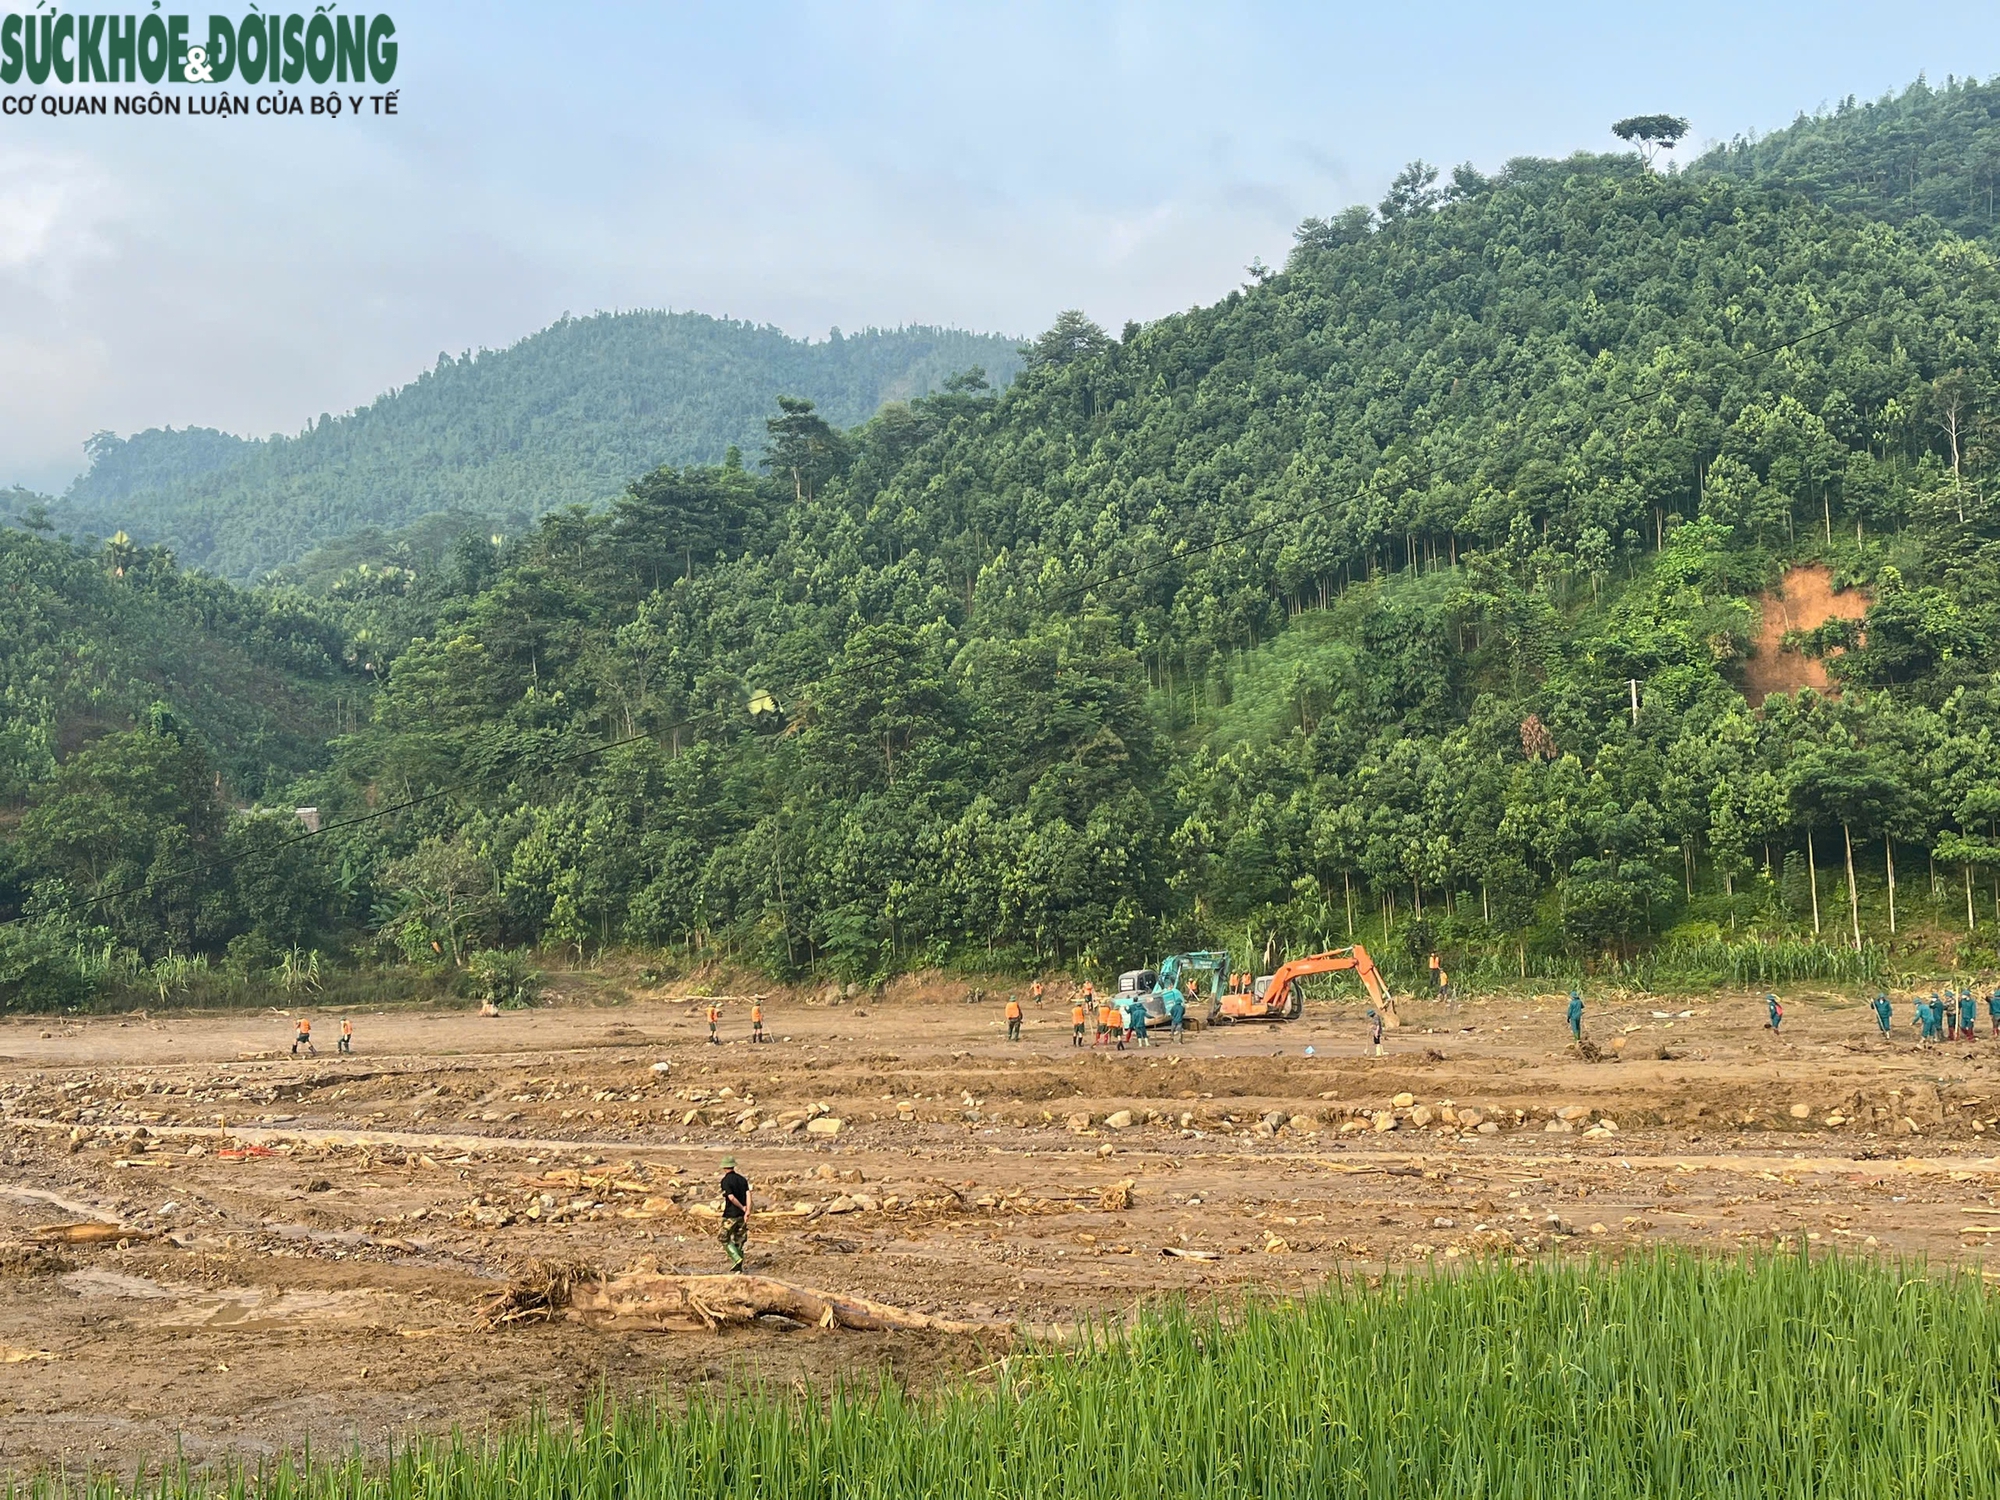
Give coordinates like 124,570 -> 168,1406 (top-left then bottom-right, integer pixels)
720,1216 -> 747,1268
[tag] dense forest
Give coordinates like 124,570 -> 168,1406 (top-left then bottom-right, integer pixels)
11,76 -> 2000,1009
51,315 -> 1024,580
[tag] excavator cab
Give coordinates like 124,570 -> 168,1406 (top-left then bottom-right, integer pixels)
1141,951 -> 1230,1026
1213,945 -> 1395,1024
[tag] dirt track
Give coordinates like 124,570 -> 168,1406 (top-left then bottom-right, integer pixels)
6,979 -> 2000,1475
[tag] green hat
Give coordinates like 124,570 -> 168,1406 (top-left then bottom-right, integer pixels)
720,1156 -> 737,1168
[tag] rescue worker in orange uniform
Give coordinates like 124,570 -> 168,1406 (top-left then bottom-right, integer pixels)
1005,994 -> 1023,1041
751,999 -> 766,1043
338,1018 -> 353,1054
291,1017 -> 314,1056
707,1003 -> 722,1045
1071,1000 -> 1087,1047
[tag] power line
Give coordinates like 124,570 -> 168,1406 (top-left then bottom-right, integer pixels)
53,728 -> 658,924
19,644 -> 913,929
1043,306 -> 1877,606
12,308 -> 1883,927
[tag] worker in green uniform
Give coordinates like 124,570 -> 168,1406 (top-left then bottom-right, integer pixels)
1567,990 -> 1584,1041
1987,988 -> 2000,1037
1164,986 -> 1186,1042
1871,992 -> 1894,1038
1960,990 -> 1978,1042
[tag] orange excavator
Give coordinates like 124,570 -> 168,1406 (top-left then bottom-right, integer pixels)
1212,945 -> 1396,1024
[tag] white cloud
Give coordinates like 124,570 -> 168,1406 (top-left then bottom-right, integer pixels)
0,144 -> 116,290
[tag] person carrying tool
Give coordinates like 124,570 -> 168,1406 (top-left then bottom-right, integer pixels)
1005,994 -> 1023,1042
291,1017 -> 315,1057
1071,998 -> 1087,1047
1367,1007 -> 1384,1057
1567,990 -> 1583,1042
750,998 -> 766,1044
707,1003 -> 722,1045
338,1017 -> 353,1054
1960,990 -> 1978,1042
1872,992 -> 1894,1039
1766,993 -> 1783,1034
719,1156 -> 749,1272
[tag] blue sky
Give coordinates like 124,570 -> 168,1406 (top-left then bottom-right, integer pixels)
4,0 -> 2000,490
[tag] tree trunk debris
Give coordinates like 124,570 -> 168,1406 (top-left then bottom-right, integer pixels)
484,1262 -> 1003,1336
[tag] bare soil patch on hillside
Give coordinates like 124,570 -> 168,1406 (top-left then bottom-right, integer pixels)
1743,562 -> 1869,703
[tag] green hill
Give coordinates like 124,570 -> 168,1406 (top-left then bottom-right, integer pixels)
0,525 -> 350,803
59,313 -> 1022,579
17,75 -> 2000,1003
1692,72 -> 2000,238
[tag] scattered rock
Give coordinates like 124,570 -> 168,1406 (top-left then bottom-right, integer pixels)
1066,1112 -> 1093,1133
1476,1121 -> 1500,1135
1392,1092 -> 1416,1108
1457,1109 -> 1483,1128
1588,1222 -> 1607,1236
1259,1110 -> 1286,1131
1545,1119 -> 1572,1134
1410,1105 -> 1434,1127
805,1117 -> 843,1137
1104,1110 -> 1135,1130
1371,1111 -> 1397,1132
1288,1113 -> 1317,1133
1556,1105 -> 1590,1122
1788,1103 -> 1812,1120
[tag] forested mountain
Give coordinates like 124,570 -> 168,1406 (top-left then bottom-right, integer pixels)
0,524 -> 347,803
1694,73 -> 2000,238
57,315 -> 1023,579
62,427 -> 252,511
13,76 -> 2000,1007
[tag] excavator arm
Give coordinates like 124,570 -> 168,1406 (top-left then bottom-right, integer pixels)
1214,945 -> 1394,1022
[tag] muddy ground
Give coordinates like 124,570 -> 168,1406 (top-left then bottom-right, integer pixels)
5,979 -> 2000,1476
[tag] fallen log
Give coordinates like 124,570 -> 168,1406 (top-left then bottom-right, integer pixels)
30,1222 -> 161,1245
486,1263 -> 1000,1336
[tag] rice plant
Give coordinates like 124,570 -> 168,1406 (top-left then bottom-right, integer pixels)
12,1251 -> 1998,1499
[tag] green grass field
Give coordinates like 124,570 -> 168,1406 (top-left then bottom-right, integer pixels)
17,1251 -> 1998,1499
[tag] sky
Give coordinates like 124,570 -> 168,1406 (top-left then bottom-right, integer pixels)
4,0 -> 2000,492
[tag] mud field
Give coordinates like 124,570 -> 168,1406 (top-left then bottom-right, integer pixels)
5,981 -> 2000,1475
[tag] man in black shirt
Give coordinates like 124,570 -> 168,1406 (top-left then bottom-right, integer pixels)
719,1156 -> 749,1272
